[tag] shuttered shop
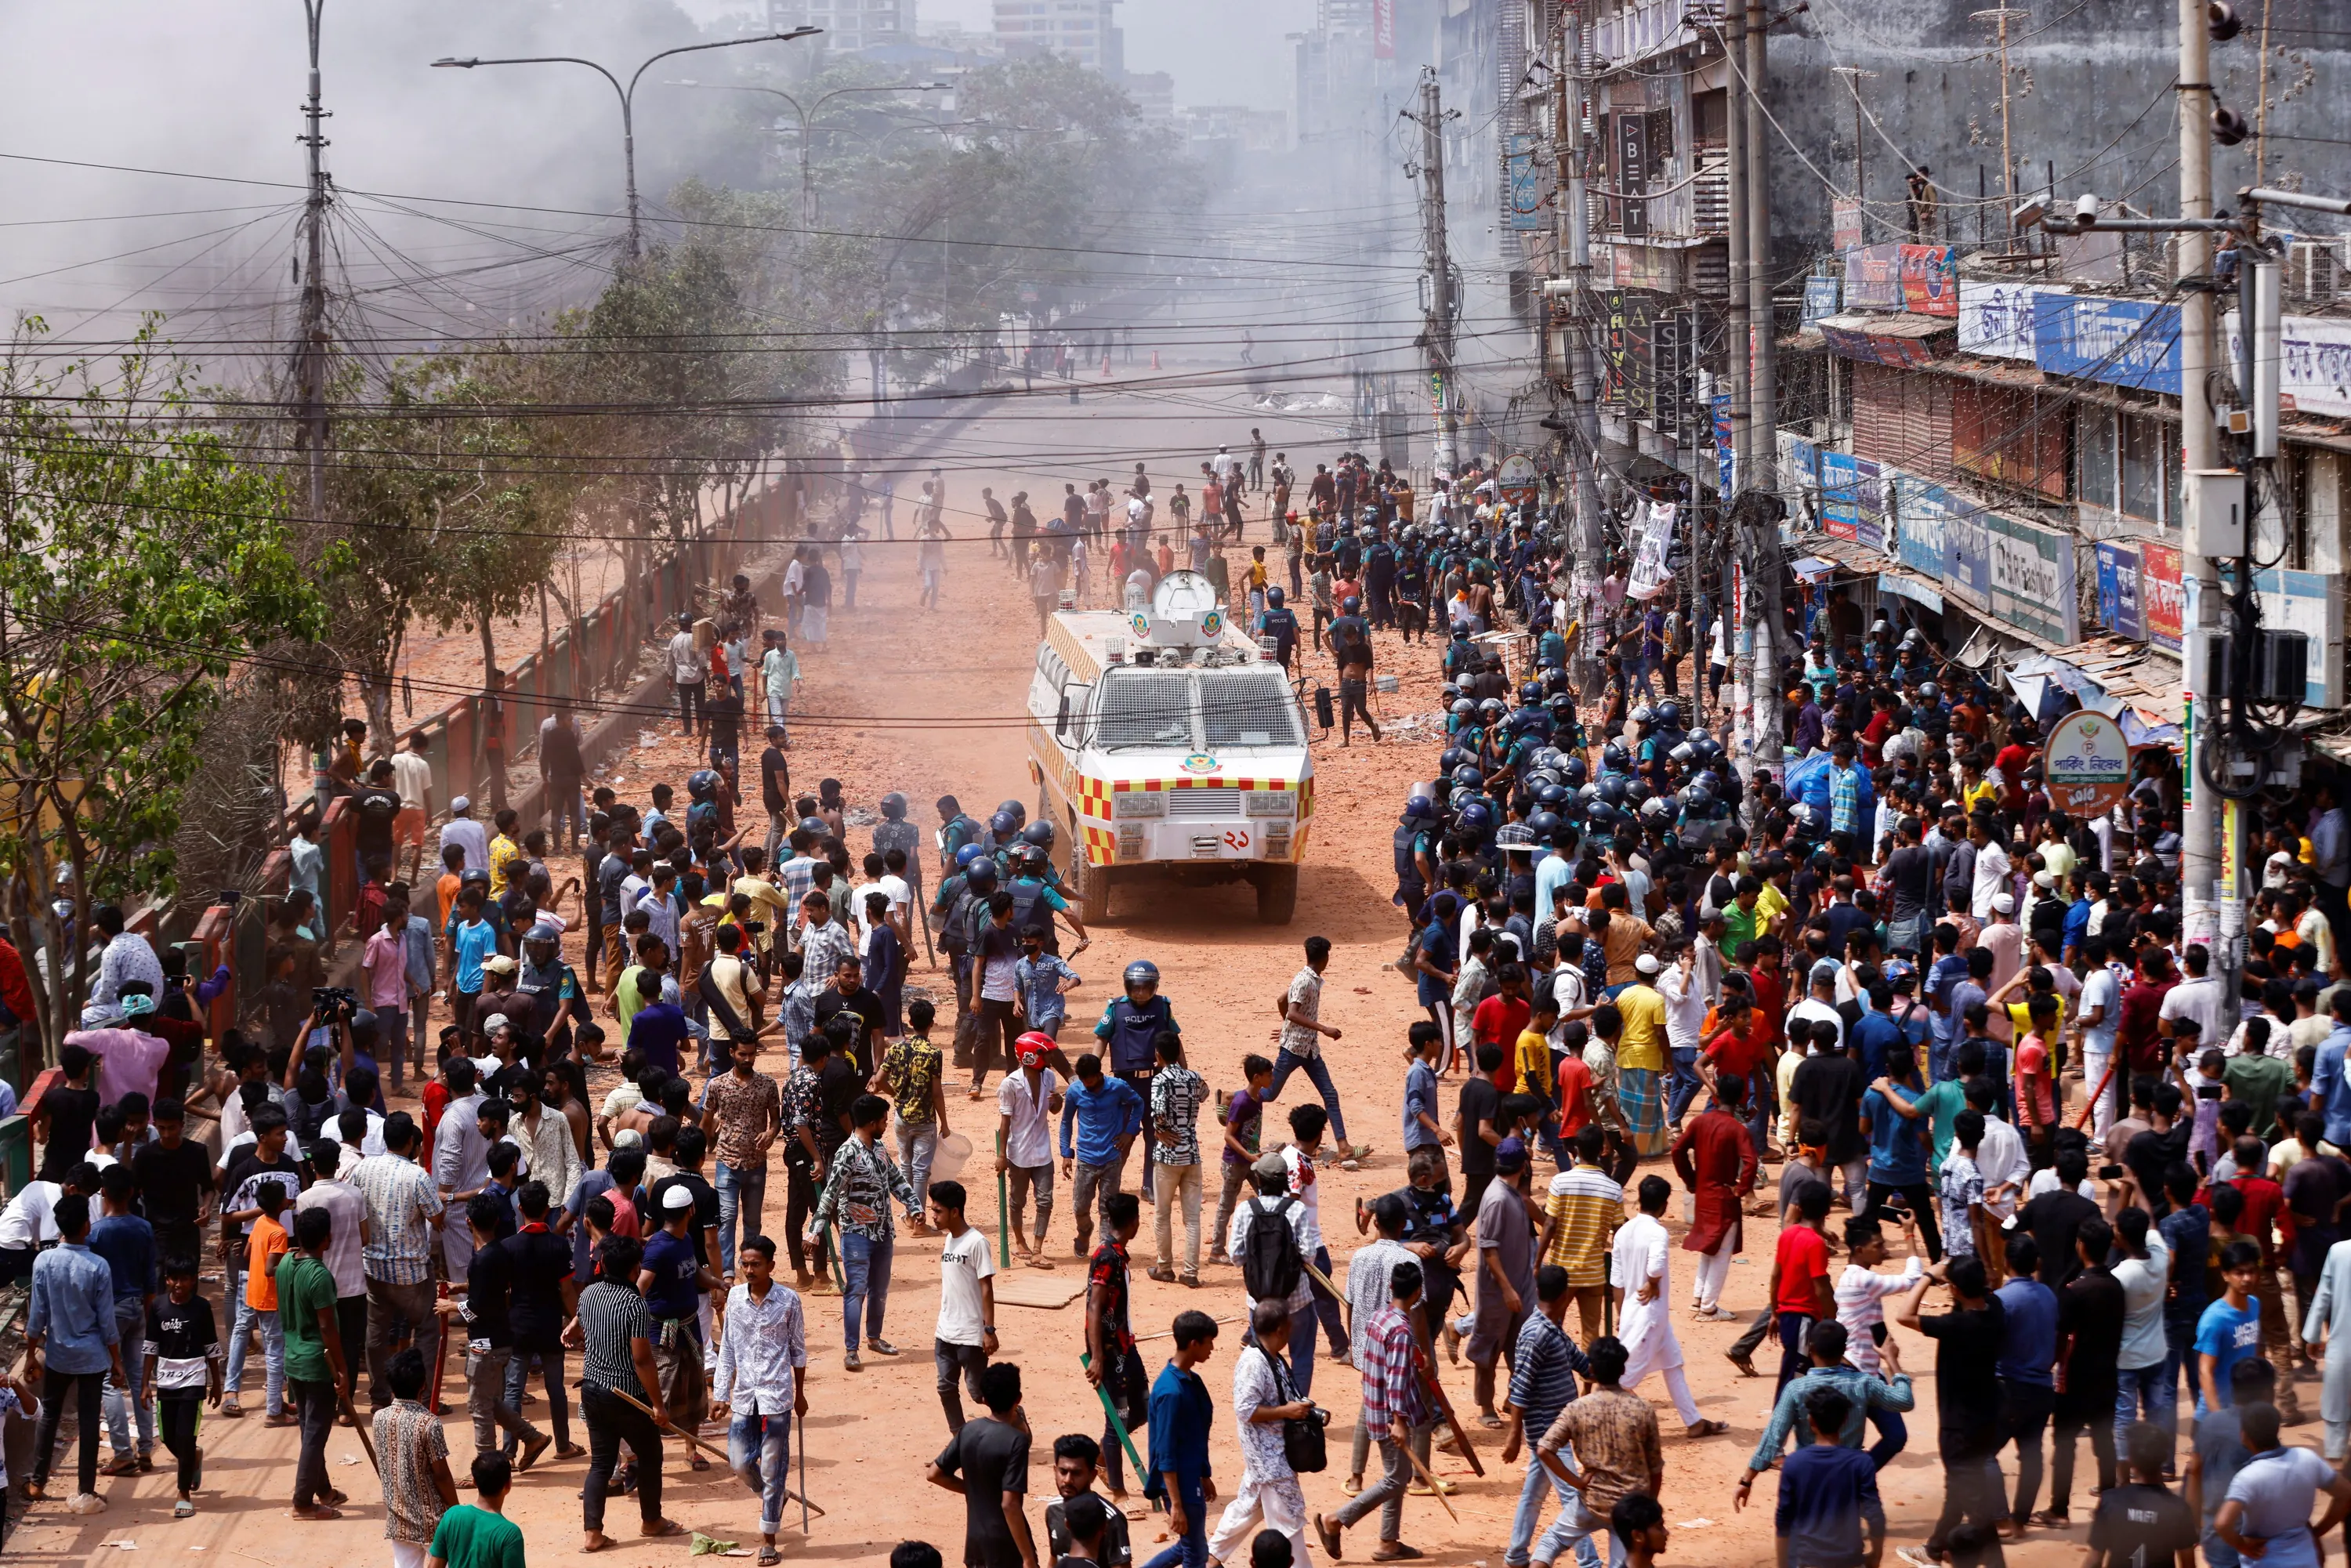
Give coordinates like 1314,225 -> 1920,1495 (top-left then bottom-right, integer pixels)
1852,361 -> 1954,473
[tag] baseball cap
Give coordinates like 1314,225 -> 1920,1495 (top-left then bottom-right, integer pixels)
1809,959 -> 1841,984
481,954 -> 518,976
1252,1152 -> 1289,1183
1495,1137 -> 1528,1173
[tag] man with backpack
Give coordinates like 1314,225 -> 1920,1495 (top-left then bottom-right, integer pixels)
1227,1153 -> 1321,1395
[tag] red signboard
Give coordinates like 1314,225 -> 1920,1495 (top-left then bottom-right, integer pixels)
2141,541 -> 2184,653
1899,244 -> 1958,317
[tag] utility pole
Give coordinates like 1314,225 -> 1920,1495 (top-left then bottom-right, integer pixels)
1548,6 -> 1604,691
1725,1 -> 1749,493
1972,8 -> 2027,203
1406,69 -> 1459,474
2177,0 -> 2225,981
295,0 -> 331,523
1743,0 -> 1780,777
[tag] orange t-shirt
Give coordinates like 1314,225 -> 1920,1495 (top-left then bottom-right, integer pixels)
437,871 -> 462,932
246,1215 -> 288,1311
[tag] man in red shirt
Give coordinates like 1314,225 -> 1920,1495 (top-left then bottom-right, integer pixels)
2115,947 -> 2176,1085
1472,963 -> 1533,1094
1993,718 -> 2040,813
1768,1182 -> 1835,1396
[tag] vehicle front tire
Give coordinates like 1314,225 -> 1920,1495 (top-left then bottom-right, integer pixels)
1253,863 -> 1299,925
1069,852 -> 1112,925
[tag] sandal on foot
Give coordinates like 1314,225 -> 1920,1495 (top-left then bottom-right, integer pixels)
173,1501 -> 196,1520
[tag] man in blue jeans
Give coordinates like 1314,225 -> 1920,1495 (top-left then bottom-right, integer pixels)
1272,936 -> 1366,1162
704,1033 -> 783,1279
807,1093 -> 916,1372
1144,1310 -> 1222,1568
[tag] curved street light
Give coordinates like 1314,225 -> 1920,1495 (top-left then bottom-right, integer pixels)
661,79 -> 951,224
432,27 -> 823,259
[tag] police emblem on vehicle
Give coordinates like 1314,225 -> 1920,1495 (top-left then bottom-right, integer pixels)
1180,754 -> 1220,775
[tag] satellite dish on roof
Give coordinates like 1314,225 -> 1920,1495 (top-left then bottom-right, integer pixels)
1141,569 -> 1225,647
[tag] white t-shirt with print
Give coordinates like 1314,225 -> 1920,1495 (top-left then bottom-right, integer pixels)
936,1226 -> 998,1346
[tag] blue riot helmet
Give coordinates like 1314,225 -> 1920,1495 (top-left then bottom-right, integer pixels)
965,857 -> 999,889
1123,959 -> 1161,991
1669,741 -> 1698,766
1600,741 -> 1630,773
1403,795 -> 1440,822
1341,596 -> 1362,616
954,844 -> 985,870
1451,698 -> 1476,722
1562,755 -> 1589,788
1520,681 -> 1545,705
1679,782 -> 1715,813
1641,796 -> 1675,827
1021,820 -> 1057,850
1656,701 -> 1683,731
1630,704 -> 1654,729
1534,784 -> 1569,811
1448,786 -> 1476,813
1477,698 -> 1506,722
687,769 -> 721,802
989,809 -> 1020,839
1458,801 -> 1494,835
1439,746 -> 1470,773
1453,765 -> 1484,795
1526,809 -> 1563,843
997,798 -> 1028,831
1597,775 -> 1629,807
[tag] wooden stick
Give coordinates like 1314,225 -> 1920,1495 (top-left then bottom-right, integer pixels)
1078,1353 -> 1148,1484
1134,1315 -> 1242,1343
1407,1338 -> 1486,1478
1400,1438 -> 1462,1523
1299,1255 -> 1348,1336
605,1387 -> 828,1517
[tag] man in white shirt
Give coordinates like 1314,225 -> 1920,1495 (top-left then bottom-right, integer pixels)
994,1045 -> 1063,1265
1788,960 -> 1846,1054
2160,943 -> 2229,1046
1660,947 -> 1709,1124
927,1180 -> 997,1432
439,796 -> 490,876
2078,943 -> 2126,1142
667,611 -> 706,735
1969,817 -> 2012,919
711,1237 -> 808,1551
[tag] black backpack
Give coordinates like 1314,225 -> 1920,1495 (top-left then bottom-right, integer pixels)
1240,1194 -> 1304,1302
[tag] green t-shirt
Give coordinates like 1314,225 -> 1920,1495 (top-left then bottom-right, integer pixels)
429,1504 -> 527,1568
2223,1052 -> 2297,1143
1914,1077 -> 1969,1175
275,1253 -> 340,1385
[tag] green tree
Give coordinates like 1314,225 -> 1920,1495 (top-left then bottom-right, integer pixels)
0,318 -> 326,1059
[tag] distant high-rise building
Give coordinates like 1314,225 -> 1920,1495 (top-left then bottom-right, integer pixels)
1123,69 -> 1175,125
994,0 -> 1121,74
770,0 -> 911,56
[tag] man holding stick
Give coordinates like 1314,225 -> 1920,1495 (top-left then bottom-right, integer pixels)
1317,1259 -> 1436,1563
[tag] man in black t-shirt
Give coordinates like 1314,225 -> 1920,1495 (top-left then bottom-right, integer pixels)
352,760 -> 404,889
813,954 -> 886,1077
36,1041 -> 102,1182
498,1178 -> 580,1459
1454,1043 -> 1505,1222
927,1361 -> 1038,1568
134,1099 -> 216,1263
1904,1254 -> 2011,1566
759,726 -> 792,864
2085,1419 -> 2197,1568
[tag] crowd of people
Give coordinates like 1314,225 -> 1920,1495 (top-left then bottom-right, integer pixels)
12,444 -> 2351,1568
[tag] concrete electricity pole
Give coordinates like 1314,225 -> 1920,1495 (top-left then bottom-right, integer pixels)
1724,2 -> 1749,487
295,0 -> 331,523
1550,8 -> 1605,691
1741,0 -> 1780,778
2177,0 -> 2225,966
1406,69 -> 1459,473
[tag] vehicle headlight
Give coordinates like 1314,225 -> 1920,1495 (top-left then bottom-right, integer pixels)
1113,792 -> 1165,820
1245,791 -> 1297,818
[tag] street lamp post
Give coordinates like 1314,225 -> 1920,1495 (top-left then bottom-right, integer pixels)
663,80 -> 951,225
433,26 -> 822,260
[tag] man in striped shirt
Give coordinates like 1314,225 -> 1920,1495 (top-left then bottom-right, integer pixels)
1342,1194 -> 1421,1492
1315,1259 -> 1433,1561
1537,1125 -> 1621,1344
1504,1266 -> 1599,1568
570,1234 -> 683,1550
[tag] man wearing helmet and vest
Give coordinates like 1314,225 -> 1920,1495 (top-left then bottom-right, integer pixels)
1393,798 -> 1440,925
1005,844 -> 1091,959
1256,585 -> 1300,672
874,792 -> 928,961
935,795 -> 984,877
1093,961 -> 1179,1201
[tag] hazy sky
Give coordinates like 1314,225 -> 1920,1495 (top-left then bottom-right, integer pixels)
0,0 -> 1313,358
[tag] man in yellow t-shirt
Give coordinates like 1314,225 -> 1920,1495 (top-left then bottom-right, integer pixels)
1613,954 -> 1672,1157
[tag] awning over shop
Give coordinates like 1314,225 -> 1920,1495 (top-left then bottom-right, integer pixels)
1816,312 -> 1958,368
1789,556 -> 1837,581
